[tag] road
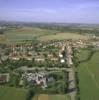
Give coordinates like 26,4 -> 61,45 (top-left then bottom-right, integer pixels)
66,44 -> 77,100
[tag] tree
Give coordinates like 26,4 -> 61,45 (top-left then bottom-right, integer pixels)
0,30 -> 4,34
26,88 -> 35,100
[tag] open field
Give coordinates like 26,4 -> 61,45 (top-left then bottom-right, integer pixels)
0,35 -> 9,43
38,32 -> 88,41
4,27 -> 58,42
0,27 -> 89,43
38,94 -> 48,100
0,87 -> 27,100
48,94 -> 70,100
75,49 -> 91,62
77,51 -> 99,100
32,94 -> 70,100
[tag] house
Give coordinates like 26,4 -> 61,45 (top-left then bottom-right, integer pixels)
19,79 -> 24,86
35,56 -> 45,62
23,72 -> 49,89
59,53 -> 63,58
0,73 -> 9,83
48,53 -> 54,58
50,58 -> 59,62
9,52 -> 20,61
60,59 -> 65,63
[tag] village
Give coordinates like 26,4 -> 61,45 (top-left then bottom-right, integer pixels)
0,38 -> 99,99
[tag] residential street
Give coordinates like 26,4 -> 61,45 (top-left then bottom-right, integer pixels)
66,44 -> 77,100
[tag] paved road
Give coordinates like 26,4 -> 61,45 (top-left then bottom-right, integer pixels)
68,67 -> 77,100
66,44 -> 77,100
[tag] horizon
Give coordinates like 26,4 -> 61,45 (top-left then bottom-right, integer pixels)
0,0 -> 99,24
1,19 -> 99,25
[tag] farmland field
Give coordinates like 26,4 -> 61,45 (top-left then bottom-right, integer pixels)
75,49 -> 91,62
32,94 -> 70,100
0,87 -> 27,100
38,94 -> 48,100
0,35 -> 8,43
0,27 -> 88,43
4,27 -> 58,42
38,32 -> 88,41
76,50 -> 99,100
48,94 -> 70,100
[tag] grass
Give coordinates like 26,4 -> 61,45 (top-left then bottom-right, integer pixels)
0,27 -> 88,43
0,87 -> 27,100
75,49 -> 91,62
0,35 -> 9,44
32,94 -> 70,100
9,73 -> 20,87
32,95 -> 38,100
48,94 -> 70,100
77,50 -> 99,100
38,94 -> 48,100
4,27 -> 58,42
38,32 -> 88,41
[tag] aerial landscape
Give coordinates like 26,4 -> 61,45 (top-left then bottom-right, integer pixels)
0,0 -> 99,100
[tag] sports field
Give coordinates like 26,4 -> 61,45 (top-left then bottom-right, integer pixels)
0,87 -> 27,100
76,50 -> 99,100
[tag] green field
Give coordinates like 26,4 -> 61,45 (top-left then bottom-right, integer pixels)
76,50 -> 99,100
0,35 -> 9,43
32,94 -> 70,100
0,87 -> 27,100
0,27 -> 88,43
75,49 -> 91,62
0,75 -> 68,100
48,95 -> 70,100
4,27 -> 58,42
38,32 -> 88,41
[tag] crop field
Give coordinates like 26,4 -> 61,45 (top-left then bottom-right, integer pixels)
48,95 -> 70,100
38,94 -> 48,100
75,49 -> 91,62
32,94 -> 70,100
0,27 -> 88,43
0,87 -> 27,100
0,35 -> 9,43
3,27 -> 58,42
76,50 -> 99,100
38,32 -> 88,41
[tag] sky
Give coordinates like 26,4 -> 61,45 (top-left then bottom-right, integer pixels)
0,0 -> 99,24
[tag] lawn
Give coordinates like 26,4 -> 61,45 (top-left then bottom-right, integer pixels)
77,51 -> 99,100
38,32 -> 88,41
32,94 -> 70,100
0,87 -> 27,100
